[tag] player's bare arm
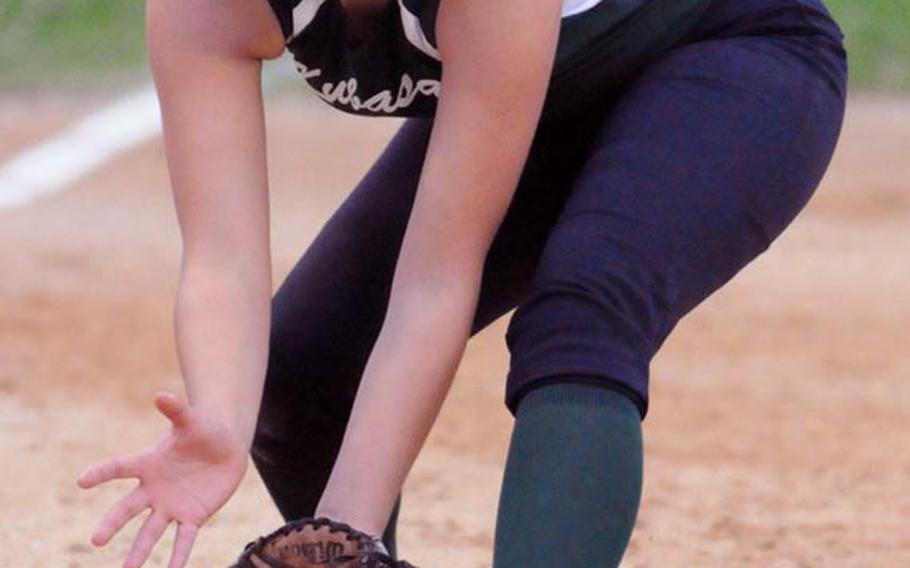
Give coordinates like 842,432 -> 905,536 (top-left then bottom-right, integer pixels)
77,2 -> 285,568
315,0 -> 563,536
147,0 -> 283,445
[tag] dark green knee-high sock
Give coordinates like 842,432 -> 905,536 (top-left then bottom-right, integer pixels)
493,381 -> 643,568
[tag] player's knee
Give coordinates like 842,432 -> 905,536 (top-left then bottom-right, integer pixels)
503,215 -> 678,417
254,311 -> 360,463
250,320 -> 310,462
511,214 -> 676,350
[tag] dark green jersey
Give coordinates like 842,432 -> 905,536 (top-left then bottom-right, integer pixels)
266,0 -> 715,122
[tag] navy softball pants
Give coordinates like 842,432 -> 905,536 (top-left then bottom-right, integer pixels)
252,0 -> 847,523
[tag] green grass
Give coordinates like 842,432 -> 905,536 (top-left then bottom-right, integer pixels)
825,0 -> 910,91
0,1 -> 908,91
0,0 -> 147,88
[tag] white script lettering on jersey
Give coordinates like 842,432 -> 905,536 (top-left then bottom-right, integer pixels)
295,62 -> 440,114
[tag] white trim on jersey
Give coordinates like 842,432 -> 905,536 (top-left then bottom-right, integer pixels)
398,0 -> 604,56
291,0 -> 329,39
289,0 -> 606,49
562,0 -> 605,18
397,0 -> 441,60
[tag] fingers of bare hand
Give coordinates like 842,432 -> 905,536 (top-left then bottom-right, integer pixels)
124,511 -> 169,568
92,488 -> 149,547
167,523 -> 199,568
78,453 -> 143,489
154,392 -> 190,430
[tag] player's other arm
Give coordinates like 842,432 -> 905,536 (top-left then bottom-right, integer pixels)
77,3 -> 286,568
147,0 -> 284,446
318,0 -> 563,534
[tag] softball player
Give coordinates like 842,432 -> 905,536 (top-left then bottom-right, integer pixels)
77,0 -> 848,566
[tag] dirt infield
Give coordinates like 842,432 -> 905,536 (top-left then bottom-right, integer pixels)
1,90 -> 908,568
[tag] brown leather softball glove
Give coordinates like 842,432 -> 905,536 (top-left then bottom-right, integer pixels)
228,516 -> 419,568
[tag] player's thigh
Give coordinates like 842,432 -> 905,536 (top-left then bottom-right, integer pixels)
253,118 -> 433,491
267,118 -> 431,397
255,111 -> 586,446
262,118 -> 579,394
504,29 -> 847,418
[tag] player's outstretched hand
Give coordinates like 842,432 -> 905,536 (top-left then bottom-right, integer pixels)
77,392 -> 248,568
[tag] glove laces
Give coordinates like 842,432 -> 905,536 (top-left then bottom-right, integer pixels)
328,550 -> 418,568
